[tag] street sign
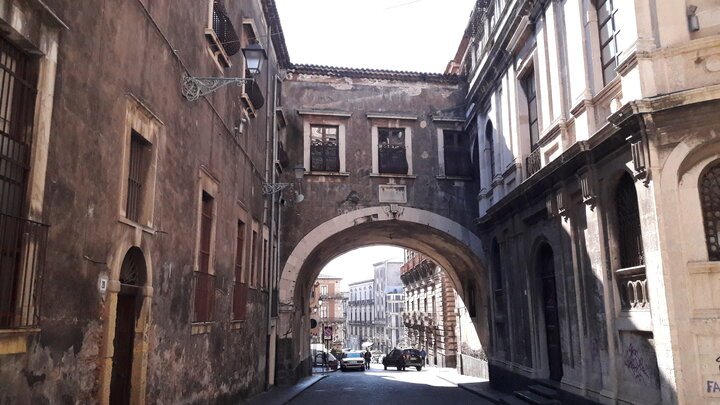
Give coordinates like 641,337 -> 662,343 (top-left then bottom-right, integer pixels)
323,326 -> 332,340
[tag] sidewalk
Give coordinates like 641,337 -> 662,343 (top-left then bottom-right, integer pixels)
241,374 -> 327,405
433,367 -> 502,404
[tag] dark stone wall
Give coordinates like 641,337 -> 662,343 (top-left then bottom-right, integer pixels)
0,0 -> 279,402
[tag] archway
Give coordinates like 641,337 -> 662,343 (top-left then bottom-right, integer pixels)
108,247 -> 150,405
276,206 -> 490,384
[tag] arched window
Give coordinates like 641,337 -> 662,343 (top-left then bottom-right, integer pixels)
701,162 -> 720,260
485,121 -> 495,179
616,173 -> 645,268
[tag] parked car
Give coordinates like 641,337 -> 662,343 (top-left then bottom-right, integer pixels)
313,352 -> 338,370
382,348 -> 423,371
340,351 -> 366,371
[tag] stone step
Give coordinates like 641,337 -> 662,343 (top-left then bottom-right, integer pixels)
528,384 -> 558,399
499,394 -> 530,405
515,390 -> 561,405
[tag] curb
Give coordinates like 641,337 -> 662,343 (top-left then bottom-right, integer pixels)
435,374 -> 501,404
281,374 -> 327,405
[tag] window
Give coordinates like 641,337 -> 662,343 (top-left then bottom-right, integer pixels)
232,220 -> 247,320
250,227 -> 259,287
614,173 -> 648,311
701,163 -> 720,260
378,128 -> 408,174
310,125 -> 339,172
0,37 -> 46,329
205,0 -> 240,68
596,0 -> 620,85
521,70 -> 539,149
126,132 -> 152,223
485,121 -> 495,179
321,285 -> 328,296
443,130 -> 472,177
262,229 -> 269,289
193,191 -> 216,323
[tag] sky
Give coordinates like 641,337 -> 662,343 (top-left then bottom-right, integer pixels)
274,0 -> 477,73
319,245 -> 405,291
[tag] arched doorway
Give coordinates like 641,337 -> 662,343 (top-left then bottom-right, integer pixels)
109,247 -> 147,405
536,243 -> 562,382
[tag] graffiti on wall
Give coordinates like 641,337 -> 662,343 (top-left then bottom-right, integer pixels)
624,343 -> 650,383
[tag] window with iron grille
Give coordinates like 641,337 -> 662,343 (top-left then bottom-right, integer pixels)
522,69 -> 539,149
126,131 -> 151,223
597,0 -> 620,85
0,37 -> 48,330
310,125 -> 339,172
378,128 -> 408,174
210,1 -> 240,55
616,174 -> 644,268
443,130 -> 471,177
232,220 -> 247,320
701,163 -> 720,260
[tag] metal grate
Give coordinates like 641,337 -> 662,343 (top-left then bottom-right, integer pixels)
310,125 -> 339,172
126,132 -> 150,222
701,163 -> 720,260
0,214 -> 48,328
526,148 -> 541,178
212,1 -> 240,56
378,128 -> 408,174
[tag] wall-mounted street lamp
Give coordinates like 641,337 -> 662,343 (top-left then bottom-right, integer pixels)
263,164 -> 306,203
181,42 -> 268,101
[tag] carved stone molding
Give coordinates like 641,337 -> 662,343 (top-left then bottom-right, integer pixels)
577,168 -> 598,209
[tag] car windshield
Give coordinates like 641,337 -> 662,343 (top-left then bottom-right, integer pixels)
345,352 -> 362,358
403,349 -> 420,355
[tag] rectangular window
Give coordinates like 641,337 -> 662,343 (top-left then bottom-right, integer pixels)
310,125 -> 339,172
321,285 -> 328,296
232,220 -> 247,320
597,0 -> 619,85
522,70 -> 539,149
262,237 -> 269,289
443,130 -> 472,177
193,191 -> 215,322
250,228 -> 258,287
378,128 -> 408,174
126,131 -> 151,222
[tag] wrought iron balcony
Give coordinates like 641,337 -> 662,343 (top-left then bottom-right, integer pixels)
0,214 -> 49,329
616,265 -> 649,311
526,148 -> 541,178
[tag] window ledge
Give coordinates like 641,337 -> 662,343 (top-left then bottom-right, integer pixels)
191,322 -> 215,335
230,320 -> 246,329
118,216 -> 155,235
370,174 -> 417,179
436,175 -> 473,181
616,311 -> 652,332
306,171 -> 350,177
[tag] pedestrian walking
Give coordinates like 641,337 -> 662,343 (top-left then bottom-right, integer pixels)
419,348 -> 427,365
363,349 -> 372,370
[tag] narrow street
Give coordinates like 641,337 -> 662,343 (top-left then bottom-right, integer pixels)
289,364 -> 492,405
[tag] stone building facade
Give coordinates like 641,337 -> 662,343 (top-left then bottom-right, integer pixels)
401,250 -> 458,368
386,288 -> 406,350
372,260 -> 403,352
347,279 -> 374,349
0,0 -> 290,403
452,0 -> 720,404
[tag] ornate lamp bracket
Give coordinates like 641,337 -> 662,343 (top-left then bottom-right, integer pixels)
262,183 -> 293,195
182,75 -> 254,101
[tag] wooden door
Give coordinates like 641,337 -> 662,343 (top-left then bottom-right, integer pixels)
540,246 -> 563,382
109,293 -> 136,405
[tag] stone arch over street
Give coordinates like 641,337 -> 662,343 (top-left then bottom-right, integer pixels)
276,206 -> 489,384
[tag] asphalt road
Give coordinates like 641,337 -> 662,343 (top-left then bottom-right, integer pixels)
289,364 -> 493,405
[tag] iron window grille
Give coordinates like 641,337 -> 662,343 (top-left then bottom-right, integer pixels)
443,130 -> 472,177
597,0 -> 620,85
378,128 -> 408,175
0,37 -> 48,330
211,1 -> 240,56
701,163 -> 720,260
310,125 -> 340,172
126,131 -> 151,223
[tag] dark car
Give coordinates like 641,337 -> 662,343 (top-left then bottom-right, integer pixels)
382,348 -> 423,371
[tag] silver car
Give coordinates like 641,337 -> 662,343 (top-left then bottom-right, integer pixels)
340,351 -> 366,371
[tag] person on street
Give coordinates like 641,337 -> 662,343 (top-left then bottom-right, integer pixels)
363,349 -> 372,370
419,347 -> 427,365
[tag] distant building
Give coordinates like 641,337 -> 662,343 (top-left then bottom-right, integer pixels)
401,250 -> 457,368
386,288 -> 405,350
347,279 -> 374,349
372,260 -> 403,352
310,276 -> 345,349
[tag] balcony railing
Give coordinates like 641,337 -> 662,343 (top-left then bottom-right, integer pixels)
526,148 -> 541,178
616,265 -> 649,311
0,214 -> 49,329
193,271 -> 216,322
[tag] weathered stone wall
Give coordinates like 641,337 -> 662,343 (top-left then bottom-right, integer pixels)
0,0 -> 280,403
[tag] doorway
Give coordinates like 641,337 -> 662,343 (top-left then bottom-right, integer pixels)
109,247 -> 146,405
538,244 -> 562,382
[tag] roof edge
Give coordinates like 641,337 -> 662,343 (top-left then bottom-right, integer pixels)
290,63 -> 464,84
